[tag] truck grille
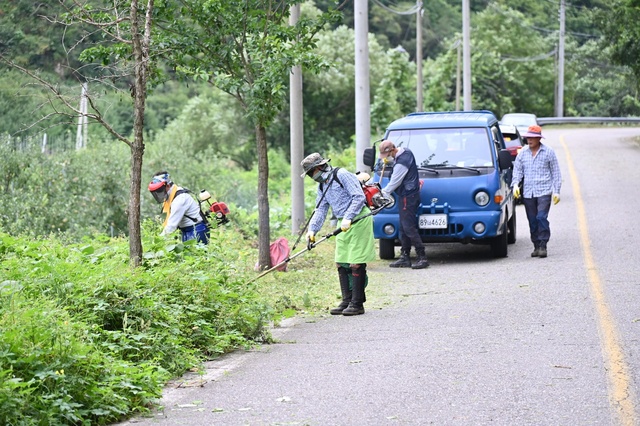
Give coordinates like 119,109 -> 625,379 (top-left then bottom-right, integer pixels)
419,223 -> 463,237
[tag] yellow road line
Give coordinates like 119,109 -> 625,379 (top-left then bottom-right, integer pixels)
560,135 -> 637,425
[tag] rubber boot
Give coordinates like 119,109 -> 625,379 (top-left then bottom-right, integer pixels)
411,251 -> 429,269
343,264 -> 366,316
389,251 -> 411,268
531,243 -> 540,257
330,267 -> 352,315
538,242 -> 547,258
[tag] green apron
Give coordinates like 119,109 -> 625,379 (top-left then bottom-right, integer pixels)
335,207 -> 376,264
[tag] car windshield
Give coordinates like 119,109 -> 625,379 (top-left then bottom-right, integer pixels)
386,127 -> 494,168
501,114 -> 537,128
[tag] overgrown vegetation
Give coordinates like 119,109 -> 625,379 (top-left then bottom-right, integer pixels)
1,0 -> 639,423
0,222 -> 340,424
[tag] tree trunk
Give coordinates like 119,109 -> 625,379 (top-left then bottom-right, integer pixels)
256,124 -> 272,269
128,143 -> 144,266
127,0 -> 150,267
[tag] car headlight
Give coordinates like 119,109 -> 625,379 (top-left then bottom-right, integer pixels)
475,191 -> 490,206
383,224 -> 395,235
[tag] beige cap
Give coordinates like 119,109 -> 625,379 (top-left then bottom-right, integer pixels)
378,140 -> 396,159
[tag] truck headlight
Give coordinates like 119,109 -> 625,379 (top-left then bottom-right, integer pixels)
475,191 -> 490,206
383,224 -> 395,235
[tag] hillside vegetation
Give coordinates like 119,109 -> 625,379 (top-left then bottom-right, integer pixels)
1,0 -> 639,423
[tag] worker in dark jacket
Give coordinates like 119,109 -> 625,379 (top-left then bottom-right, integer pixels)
379,140 -> 429,269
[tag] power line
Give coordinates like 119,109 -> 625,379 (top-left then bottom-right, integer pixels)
501,49 -> 557,62
370,0 -> 420,15
487,2 -> 601,39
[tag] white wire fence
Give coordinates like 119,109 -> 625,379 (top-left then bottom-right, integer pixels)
0,133 -> 77,154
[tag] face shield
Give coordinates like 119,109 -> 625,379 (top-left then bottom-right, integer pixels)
151,187 -> 168,204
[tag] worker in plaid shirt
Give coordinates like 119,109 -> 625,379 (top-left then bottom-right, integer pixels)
511,125 -> 562,258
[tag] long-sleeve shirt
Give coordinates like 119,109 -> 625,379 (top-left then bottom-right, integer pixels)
381,148 -> 409,196
308,168 -> 366,234
511,144 -> 562,197
162,190 -> 203,235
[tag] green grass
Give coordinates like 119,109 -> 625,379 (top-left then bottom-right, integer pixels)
0,221 -> 340,424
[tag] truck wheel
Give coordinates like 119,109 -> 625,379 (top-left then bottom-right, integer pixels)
491,221 -> 508,258
379,239 -> 396,260
507,208 -> 516,244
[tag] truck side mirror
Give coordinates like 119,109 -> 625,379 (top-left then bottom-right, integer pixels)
363,147 -> 376,168
498,149 -> 513,170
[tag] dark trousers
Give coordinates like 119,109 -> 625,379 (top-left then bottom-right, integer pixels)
399,192 -> 425,256
522,195 -> 552,248
180,221 -> 210,244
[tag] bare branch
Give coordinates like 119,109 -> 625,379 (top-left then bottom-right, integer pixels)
47,0 -> 132,45
0,54 -> 133,148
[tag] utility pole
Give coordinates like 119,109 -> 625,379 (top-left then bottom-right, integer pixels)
455,38 -> 461,111
76,82 -> 88,150
555,0 -> 565,117
354,0 -> 371,172
289,4 -> 305,234
462,0 -> 472,110
416,0 -> 423,112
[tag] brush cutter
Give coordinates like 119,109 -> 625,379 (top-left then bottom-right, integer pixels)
245,200 -> 390,285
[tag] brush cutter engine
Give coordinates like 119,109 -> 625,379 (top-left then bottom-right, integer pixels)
199,190 -> 230,226
357,172 -> 388,209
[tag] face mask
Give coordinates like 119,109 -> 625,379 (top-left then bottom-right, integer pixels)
312,169 -> 331,183
383,155 -> 395,165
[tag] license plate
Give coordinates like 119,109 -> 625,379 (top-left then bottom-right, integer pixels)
419,214 -> 448,229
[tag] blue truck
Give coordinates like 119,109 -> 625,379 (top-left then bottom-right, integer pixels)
363,110 -> 517,259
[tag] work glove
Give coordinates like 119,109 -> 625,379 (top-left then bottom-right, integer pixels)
340,218 -> 352,232
513,186 -> 521,199
306,230 -> 316,250
552,193 -> 560,205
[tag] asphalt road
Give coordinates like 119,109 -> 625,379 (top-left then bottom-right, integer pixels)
122,127 -> 640,426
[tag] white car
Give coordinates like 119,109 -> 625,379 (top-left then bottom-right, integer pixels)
500,113 -> 539,135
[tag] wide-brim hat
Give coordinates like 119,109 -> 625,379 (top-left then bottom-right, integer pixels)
521,125 -> 544,139
378,140 -> 396,159
300,153 -> 329,178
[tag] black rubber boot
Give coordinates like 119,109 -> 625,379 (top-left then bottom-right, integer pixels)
330,267 -> 352,315
531,244 -> 540,257
343,264 -> 366,316
538,242 -> 547,258
389,251 -> 411,268
411,252 -> 429,269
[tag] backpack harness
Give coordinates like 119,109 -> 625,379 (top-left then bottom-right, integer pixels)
174,188 -> 210,228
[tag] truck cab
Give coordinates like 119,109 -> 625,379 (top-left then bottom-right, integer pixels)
363,110 -> 516,259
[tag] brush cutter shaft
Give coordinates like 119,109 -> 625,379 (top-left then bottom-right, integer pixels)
244,200 -> 390,285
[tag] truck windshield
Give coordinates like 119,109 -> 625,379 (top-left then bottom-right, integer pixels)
387,127 -> 494,168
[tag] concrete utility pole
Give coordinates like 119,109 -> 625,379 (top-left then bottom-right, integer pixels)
462,0 -> 472,110
555,0 -> 565,117
455,38 -> 461,111
289,4 -> 305,234
76,82 -> 88,150
416,1 -> 423,112
354,0 -> 371,173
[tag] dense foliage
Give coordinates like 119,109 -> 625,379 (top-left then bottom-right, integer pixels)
2,0 -> 638,161
0,221 -> 340,424
1,0 -> 640,422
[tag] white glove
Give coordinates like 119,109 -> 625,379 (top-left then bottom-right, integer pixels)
340,218 -> 352,232
552,193 -> 560,205
306,230 -> 316,244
